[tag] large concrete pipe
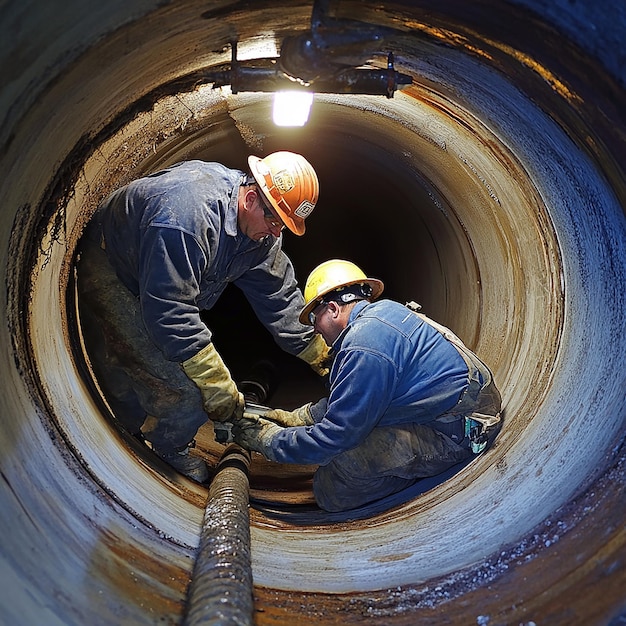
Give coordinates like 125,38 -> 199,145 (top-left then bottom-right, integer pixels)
1,1 -> 624,624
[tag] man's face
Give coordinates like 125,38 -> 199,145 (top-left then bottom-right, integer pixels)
239,188 -> 284,241
310,300 -> 344,346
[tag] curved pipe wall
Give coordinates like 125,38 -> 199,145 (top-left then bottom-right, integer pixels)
1,1 -> 625,624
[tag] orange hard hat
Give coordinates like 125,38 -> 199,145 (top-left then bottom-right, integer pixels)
248,151 -> 319,235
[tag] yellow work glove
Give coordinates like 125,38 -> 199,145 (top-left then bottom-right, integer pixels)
262,404 -> 314,427
182,343 -> 245,423
231,413 -> 282,459
297,334 -> 332,376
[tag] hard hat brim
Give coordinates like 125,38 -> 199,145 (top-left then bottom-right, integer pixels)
298,278 -> 384,325
248,155 -> 306,236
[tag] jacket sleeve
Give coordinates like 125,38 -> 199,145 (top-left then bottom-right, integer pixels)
234,237 -> 315,355
266,348 -> 399,465
138,225 -> 212,362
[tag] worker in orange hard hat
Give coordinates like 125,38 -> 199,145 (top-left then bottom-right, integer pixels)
229,259 -> 503,512
76,152 -> 328,483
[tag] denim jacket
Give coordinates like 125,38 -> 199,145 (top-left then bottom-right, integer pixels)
99,160 -> 313,362
268,299 -> 469,465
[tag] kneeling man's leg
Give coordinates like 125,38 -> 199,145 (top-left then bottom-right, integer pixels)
313,424 -> 471,512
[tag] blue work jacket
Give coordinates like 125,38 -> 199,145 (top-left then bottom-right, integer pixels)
99,160 -> 314,362
268,299 -> 469,465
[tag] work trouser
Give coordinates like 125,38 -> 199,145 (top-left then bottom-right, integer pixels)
313,344 -> 502,513
76,229 -> 208,452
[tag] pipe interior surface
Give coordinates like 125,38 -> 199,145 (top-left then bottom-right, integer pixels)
1,1 -> 625,624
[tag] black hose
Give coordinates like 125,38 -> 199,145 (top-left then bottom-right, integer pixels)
183,445 -> 253,626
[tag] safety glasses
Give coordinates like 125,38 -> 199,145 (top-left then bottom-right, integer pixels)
259,197 -> 284,230
308,301 -> 329,325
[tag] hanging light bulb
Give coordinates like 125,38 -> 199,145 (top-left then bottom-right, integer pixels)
272,91 -> 313,126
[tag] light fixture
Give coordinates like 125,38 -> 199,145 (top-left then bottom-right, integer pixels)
273,91 -> 314,126
199,1 -> 412,126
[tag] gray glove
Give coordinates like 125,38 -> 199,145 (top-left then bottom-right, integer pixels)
262,404 -> 314,427
230,413 -> 283,458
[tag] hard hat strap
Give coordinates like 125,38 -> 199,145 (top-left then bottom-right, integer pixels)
325,283 -> 373,305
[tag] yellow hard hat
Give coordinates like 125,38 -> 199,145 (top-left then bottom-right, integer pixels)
248,151 -> 319,236
299,259 -> 384,325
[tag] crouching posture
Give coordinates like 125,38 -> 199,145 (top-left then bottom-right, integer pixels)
76,152 -> 329,484
231,259 -> 502,512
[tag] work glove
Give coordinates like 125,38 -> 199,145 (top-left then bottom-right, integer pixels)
230,413 -> 283,458
261,404 -> 315,427
296,334 -> 332,377
182,343 -> 245,423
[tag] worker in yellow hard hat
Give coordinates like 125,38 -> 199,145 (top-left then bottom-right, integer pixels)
76,152 -> 329,483
230,259 -> 503,512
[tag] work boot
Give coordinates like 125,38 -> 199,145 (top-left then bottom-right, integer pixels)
152,442 -> 210,484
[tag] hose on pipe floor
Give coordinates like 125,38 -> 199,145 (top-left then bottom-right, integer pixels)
183,444 -> 253,626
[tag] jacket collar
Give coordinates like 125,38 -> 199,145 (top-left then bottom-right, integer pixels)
332,300 -> 371,349
224,176 -> 243,237
349,299 -> 370,322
